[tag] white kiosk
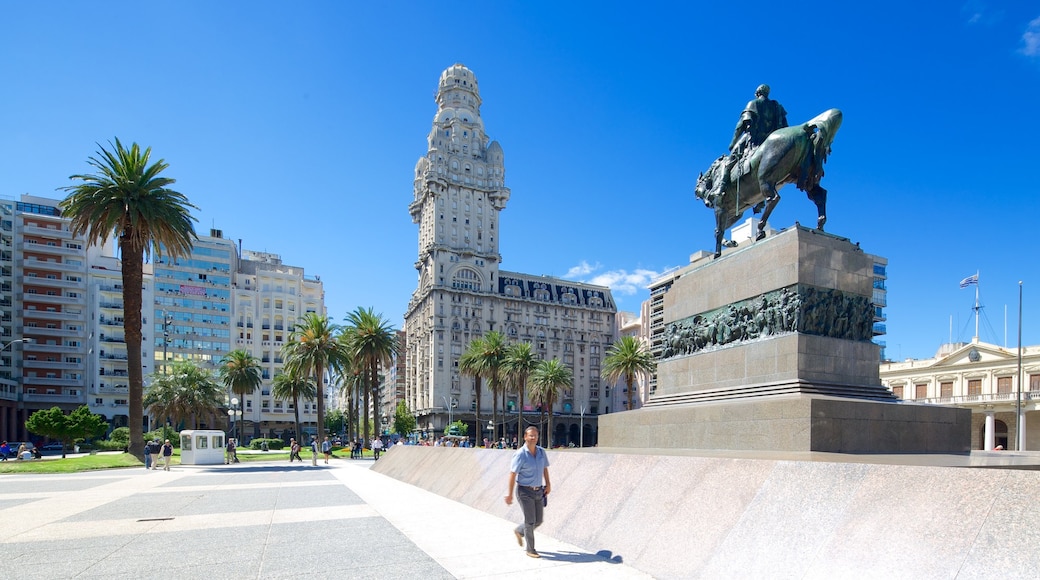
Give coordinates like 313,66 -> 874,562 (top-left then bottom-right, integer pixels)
179,430 -> 226,465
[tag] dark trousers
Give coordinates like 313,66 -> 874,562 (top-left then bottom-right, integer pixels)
514,486 -> 544,553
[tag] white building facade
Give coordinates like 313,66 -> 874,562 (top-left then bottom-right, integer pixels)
404,64 -> 617,447
880,339 -> 1040,450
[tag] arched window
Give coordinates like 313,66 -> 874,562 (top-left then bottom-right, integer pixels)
451,268 -> 482,292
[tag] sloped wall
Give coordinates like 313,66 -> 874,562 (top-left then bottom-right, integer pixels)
373,446 -> 1040,578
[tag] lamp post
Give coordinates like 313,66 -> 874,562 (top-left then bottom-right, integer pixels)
1,338 -> 32,353
161,311 -> 173,374
579,405 -> 585,448
441,395 -> 457,433
487,420 -> 494,447
226,397 -> 242,442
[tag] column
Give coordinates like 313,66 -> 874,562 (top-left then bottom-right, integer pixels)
984,410 -> 995,451
1019,409 -> 1028,451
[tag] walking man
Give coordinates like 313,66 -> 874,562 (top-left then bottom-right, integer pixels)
504,426 -> 551,558
143,438 -> 153,469
161,439 -> 173,471
321,436 -> 332,464
310,436 -> 318,466
372,437 -> 383,460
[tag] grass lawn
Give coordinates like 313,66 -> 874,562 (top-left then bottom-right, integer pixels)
0,452 -> 142,474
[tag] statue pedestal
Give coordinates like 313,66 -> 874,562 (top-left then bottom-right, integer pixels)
600,227 -> 970,453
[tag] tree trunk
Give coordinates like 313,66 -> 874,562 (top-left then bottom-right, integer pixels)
121,240 -> 145,460
315,363 -> 325,443
627,374 -> 635,410
370,361 -> 379,442
474,375 -> 482,445
362,370 -> 370,444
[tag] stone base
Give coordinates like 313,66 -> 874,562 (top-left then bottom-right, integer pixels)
599,395 -> 972,453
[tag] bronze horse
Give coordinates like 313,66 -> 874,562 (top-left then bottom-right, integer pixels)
695,108 -> 842,258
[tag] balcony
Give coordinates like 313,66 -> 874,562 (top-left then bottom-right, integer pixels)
23,327 -> 80,337
24,360 -> 84,371
22,392 -> 84,403
916,391 -> 1040,407
23,309 -> 82,322
23,292 -> 81,305
21,224 -> 73,239
23,377 -> 84,386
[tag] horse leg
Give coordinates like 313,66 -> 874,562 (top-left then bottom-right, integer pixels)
810,185 -> 827,231
756,188 -> 781,241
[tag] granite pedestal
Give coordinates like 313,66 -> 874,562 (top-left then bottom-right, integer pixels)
601,226 -> 971,453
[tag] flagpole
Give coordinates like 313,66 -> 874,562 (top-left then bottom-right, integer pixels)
1016,281 -> 1023,450
974,270 -> 980,342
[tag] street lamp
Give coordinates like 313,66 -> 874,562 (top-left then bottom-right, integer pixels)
1,338 -> 32,353
579,405 -> 585,448
441,395 -> 457,433
487,420 -> 494,447
226,397 -> 242,442
161,311 -> 173,374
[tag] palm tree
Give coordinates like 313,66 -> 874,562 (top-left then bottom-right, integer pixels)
283,313 -> 350,442
60,139 -> 198,459
272,371 -> 316,443
144,361 -> 224,431
502,341 -> 539,434
218,350 -> 262,438
530,358 -> 572,448
460,337 -> 486,445
602,335 -> 656,412
344,307 -> 398,445
473,331 -> 507,442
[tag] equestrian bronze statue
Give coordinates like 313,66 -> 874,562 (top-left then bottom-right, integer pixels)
695,108 -> 842,258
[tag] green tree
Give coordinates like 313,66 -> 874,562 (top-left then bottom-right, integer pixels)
462,331 -> 506,442
25,406 -> 108,458
108,426 -> 131,448
283,313 -> 350,443
272,371 -> 316,442
392,400 -> 416,439
144,361 -> 224,431
601,335 -> 656,412
60,139 -> 198,459
459,338 -> 486,445
218,349 -> 262,436
343,307 -> 398,447
325,408 -> 345,435
502,341 -> 539,434
530,358 -> 572,448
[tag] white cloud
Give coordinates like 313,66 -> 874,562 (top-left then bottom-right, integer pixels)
563,262 -> 675,297
1021,17 -> 1040,57
564,260 -> 600,278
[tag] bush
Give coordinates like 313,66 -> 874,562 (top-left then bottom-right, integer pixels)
108,427 -> 130,447
93,440 -> 126,451
249,438 -> 284,450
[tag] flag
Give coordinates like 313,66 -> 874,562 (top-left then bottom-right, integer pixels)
959,274 -> 978,289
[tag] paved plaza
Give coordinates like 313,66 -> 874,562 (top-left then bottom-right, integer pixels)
0,457 -> 649,580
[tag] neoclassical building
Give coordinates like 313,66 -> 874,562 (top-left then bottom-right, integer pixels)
404,64 -> 617,446
879,339 -> 1040,450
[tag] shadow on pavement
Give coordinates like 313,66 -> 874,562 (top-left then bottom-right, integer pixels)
539,549 -> 625,565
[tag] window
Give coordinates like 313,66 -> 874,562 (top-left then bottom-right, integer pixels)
915,384 -> 927,399
968,379 -> 982,396
892,385 -> 903,398
1031,375 -> 1040,391
997,377 -> 1012,394
940,381 -> 953,397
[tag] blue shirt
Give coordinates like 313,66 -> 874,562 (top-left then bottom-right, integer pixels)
510,445 -> 550,486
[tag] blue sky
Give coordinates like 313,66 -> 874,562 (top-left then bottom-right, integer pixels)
2,2 -> 1038,361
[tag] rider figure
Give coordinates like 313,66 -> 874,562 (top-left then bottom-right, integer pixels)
720,84 -> 788,193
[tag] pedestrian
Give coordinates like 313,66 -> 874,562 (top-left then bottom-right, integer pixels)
1,441 -> 10,461
161,439 -> 174,471
505,426 -> 551,559
226,437 -> 237,464
151,439 -> 162,470
310,436 -> 318,466
143,438 -> 153,469
321,436 -> 332,464
372,437 -> 383,460
289,438 -> 301,462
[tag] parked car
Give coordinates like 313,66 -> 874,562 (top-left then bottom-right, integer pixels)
40,443 -> 64,451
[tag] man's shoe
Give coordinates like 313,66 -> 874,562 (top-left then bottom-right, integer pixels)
514,531 -> 524,547
526,551 -> 540,558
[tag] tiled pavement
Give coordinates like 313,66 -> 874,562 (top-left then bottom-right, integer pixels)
0,458 -> 650,580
